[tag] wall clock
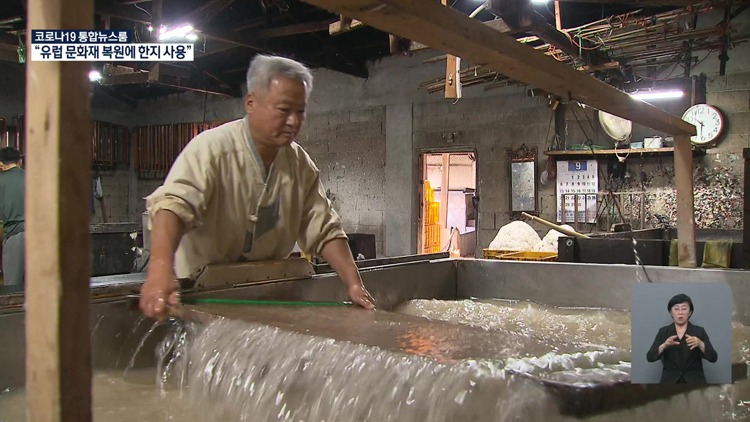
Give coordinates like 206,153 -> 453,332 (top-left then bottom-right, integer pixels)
681,104 -> 724,145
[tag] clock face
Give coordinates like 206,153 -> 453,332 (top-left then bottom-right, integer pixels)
681,104 -> 724,145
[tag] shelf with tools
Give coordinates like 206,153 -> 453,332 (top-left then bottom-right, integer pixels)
544,147 -> 707,158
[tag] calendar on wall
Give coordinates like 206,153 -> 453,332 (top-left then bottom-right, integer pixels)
556,160 -> 598,223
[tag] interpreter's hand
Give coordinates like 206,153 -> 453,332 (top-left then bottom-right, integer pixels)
685,334 -> 704,351
663,335 -> 680,349
139,263 -> 180,320
348,283 -> 376,310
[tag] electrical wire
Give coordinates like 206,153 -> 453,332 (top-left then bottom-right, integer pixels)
567,32 -> 606,51
634,60 -> 681,81
134,3 -> 152,18
469,3 -> 487,19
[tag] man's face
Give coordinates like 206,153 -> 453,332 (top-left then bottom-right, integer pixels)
245,76 -> 307,148
670,302 -> 691,324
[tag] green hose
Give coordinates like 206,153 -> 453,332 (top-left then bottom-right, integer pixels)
181,298 -> 353,306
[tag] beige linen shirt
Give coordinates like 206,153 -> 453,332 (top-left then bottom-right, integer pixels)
146,116 -> 346,279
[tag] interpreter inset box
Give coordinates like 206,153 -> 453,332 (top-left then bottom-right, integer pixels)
631,283 -> 732,384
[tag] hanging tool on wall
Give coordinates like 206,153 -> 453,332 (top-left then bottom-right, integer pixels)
93,174 -> 108,223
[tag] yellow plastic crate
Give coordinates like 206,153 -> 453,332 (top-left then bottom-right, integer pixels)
496,251 -> 558,262
483,249 -> 518,259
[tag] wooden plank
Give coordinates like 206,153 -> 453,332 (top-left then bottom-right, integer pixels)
245,19 -> 336,38
445,54 -> 461,99
301,0 -> 696,136
100,71 -> 149,85
673,135 -> 697,267
329,18 -> 364,35
0,29 -> 18,46
554,1 -> 562,30
155,62 -> 191,79
25,0 -> 94,421
0,48 -> 19,63
555,0 -> 704,5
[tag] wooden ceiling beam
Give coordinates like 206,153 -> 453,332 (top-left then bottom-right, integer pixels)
301,0 -> 695,136
0,29 -> 19,47
243,19 -> 336,39
178,0 -> 237,28
100,66 -> 240,96
0,48 -> 20,62
195,42 -> 239,58
330,18 -> 365,35
155,73 -> 240,97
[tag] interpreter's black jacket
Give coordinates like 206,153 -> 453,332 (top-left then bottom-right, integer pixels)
646,322 -> 718,383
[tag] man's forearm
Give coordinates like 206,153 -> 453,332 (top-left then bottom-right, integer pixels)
320,238 -> 361,287
149,209 -> 185,273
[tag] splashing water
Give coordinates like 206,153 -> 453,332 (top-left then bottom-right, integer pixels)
115,315 -> 149,368
3,300 -> 750,421
631,237 -> 653,283
124,320 -> 164,375
161,317 -> 562,422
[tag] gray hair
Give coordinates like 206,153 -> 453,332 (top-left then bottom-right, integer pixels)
246,54 -> 313,98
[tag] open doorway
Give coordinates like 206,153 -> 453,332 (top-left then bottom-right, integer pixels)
419,152 -> 477,257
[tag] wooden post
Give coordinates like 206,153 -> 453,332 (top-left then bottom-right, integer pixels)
441,153 -> 450,230
25,0 -> 94,421
554,1 -> 562,30
151,0 -> 163,41
441,0 -> 461,99
673,135 -> 697,267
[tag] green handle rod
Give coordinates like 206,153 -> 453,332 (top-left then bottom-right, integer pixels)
181,298 -> 353,306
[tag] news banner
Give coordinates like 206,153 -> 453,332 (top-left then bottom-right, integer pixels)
30,30 -> 194,61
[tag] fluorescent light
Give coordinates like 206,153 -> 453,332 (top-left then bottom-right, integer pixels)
147,25 -> 153,32
159,24 -> 194,41
186,33 -> 198,41
531,0 -> 551,3
630,90 -> 684,100
88,70 -> 101,82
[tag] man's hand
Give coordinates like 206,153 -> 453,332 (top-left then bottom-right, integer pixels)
685,334 -> 704,351
348,282 -> 376,310
139,262 -> 180,320
320,238 -> 377,310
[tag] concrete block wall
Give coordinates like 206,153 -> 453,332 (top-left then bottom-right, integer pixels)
413,92 -> 553,251
91,169 -> 131,224
297,107 -> 387,256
